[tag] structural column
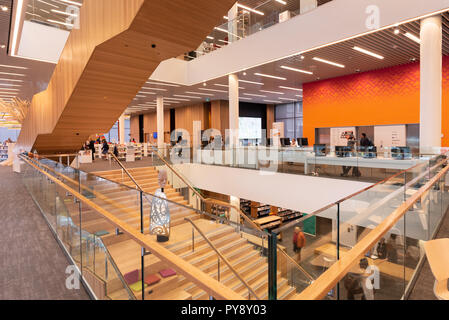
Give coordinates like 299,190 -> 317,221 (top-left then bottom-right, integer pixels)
157,96 -> 165,150
228,74 -> 239,147
119,113 -> 125,144
420,15 -> 442,154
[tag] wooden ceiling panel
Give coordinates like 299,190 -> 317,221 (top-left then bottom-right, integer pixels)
17,0 -> 235,154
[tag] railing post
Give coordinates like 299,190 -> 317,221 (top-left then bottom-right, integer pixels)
268,232 -> 277,300
140,190 -> 145,300
336,202 -> 340,300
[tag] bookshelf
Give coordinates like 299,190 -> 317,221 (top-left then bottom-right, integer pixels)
277,208 -> 303,222
0,144 -> 8,162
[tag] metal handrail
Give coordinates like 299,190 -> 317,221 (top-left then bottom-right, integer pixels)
184,217 -> 261,300
109,152 -> 145,193
20,154 -> 244,300
151,147 -> 316,283
297,158 -> 449,300
96,236 -> 136,300
21,154 -> 136,300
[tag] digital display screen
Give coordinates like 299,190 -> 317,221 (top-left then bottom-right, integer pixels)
239,117 -> 262,140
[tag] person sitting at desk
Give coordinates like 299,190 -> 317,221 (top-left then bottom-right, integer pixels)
290,138 -> 297,147
341,133 -> 361,177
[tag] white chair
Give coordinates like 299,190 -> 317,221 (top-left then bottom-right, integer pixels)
424,238 -> 449,300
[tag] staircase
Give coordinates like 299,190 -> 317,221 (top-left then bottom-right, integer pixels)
84,166 -> 300,300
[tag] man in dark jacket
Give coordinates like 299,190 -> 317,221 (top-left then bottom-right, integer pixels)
89,140 -> 96,161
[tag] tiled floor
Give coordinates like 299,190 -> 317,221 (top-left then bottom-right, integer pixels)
0,166 -> 90,300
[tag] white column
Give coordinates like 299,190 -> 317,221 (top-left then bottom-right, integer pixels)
230,196 -> 241,224
119,113 -> 125,144
420,16 -> 442,154
157,96 -> 164,150
228,74 -> 239,147
228,3 -> 238,43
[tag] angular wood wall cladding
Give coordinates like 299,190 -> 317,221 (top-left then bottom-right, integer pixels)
17,0 -> 235,154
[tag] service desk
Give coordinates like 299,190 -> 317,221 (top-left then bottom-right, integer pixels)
197,147 -> 426,174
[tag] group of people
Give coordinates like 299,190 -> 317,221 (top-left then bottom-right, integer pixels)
341,132 -> 373,177
82,138 -> 138,161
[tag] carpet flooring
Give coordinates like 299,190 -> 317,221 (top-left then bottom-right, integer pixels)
0,166 -> 90,300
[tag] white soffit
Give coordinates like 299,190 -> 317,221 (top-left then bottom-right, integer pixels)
17,21 -> 69,64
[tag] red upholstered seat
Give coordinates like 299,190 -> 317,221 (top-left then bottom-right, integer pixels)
159,268 -> 176,278
124,269 -> 139,285
144,274 -> 161,286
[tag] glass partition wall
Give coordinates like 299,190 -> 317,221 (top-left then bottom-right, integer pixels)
18,148 -> 448,300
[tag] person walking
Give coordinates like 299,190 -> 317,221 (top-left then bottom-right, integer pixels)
293,226 -> 306,262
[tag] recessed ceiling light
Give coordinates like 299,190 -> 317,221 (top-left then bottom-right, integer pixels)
239,79 -> 264,86
313,57 -> 345,68
0,83 -> 21,87
185,91 -> 214,96
174,94 -> 201,99
236,4 -> 264,16
164,97 -> 190,101
404,32 -> 421,44
0,72 -> 25,77
140,91 -> 157,95
254,73 -> 287,80
353,46 -> 384,59
0,78 -> 23,82
280,66 -> 313,75
240,97 -> 253,100
394,29 -> 401,35
260,90 -> 284,95
275,0 -> 287,4
215,84 -> 245,89
51,9 -> 77,17
47,19 -> 74,28
0,64 -> 28,70
141,87 -> 167,91
1,6 -> 8,12
206,36 -> 214,40
264,100 -> 282,103
244,93 -> 267,97
279,86 -> 303,92
0,44 -> 5,49
279,98 -> 298,101
146,81 -> 181,87
198,88 -> 227,93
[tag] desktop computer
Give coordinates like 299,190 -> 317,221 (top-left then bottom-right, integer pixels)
391,146 -> 412,160
359,146 -> 377,158
335,146 -> 352,157
314,144 -> 327,157
281,138 -> 291,147
297,138 -> 309,147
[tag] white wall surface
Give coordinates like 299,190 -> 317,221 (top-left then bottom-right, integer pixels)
150,0 -> 449,85
176,163 -> 372,214
18,21 -> 69,64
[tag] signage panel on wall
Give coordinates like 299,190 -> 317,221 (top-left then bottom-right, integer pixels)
330,127 -> 356,146
374,125 -> 406,149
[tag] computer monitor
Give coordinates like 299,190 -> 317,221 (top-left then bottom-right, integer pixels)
362,146 -> 377,158
281,138 -> 291,147
391,146 -> 411,160
266,138 -> 272,146
335,146 -> 352,157
314,144 -> 327,156
297,138 -> 309,147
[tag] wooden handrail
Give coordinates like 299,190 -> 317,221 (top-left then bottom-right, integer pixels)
151,148 -> 317,283
21,155 -> 244,300
296,161 -> 449,300
184,217 -> 261,300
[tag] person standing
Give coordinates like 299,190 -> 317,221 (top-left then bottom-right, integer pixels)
89,139 -> 96,161
360,133 -> 372,148
101,139 -> 109,159
341,132 -> 359,177
293,226 -> 306,262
